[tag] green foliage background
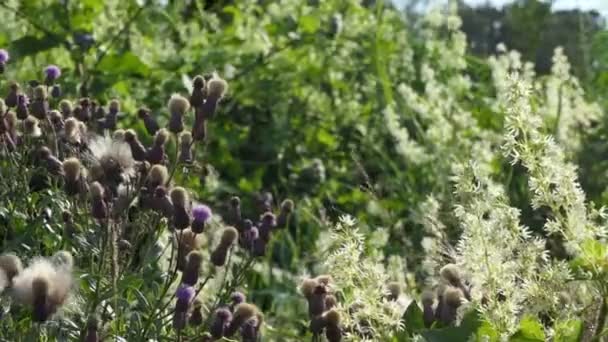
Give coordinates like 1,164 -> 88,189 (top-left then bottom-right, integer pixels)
0,0 -> 607,340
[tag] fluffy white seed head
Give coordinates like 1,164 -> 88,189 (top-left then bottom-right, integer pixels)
168,94 -> 190,117
147,165 -> 169,186
170,187 -> 189,207
62,158 -> 82,181
206,76 -> 228,100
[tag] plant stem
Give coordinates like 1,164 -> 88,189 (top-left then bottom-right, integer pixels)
595,296 -> 608,340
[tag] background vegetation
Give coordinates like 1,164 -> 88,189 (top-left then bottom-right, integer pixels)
0,0 -> 607,340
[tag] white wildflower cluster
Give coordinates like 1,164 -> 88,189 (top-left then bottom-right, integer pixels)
451,161 -> 546,335
539,47 -> 601,152
387,4 -> 496,173
415,195 -> 453,279
488,43 -> 536,112
321,216 -> 404,341
490,46 -> 601,154
502,73 -> 607,254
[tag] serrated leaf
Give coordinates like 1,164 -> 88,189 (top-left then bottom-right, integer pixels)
554,319 -> 583,342
299,14 -> 320,34
98,52 -> 150,77
403,300 -> 425,333
11,35 -> 63,57
510,315 -> 545,342
422,309 -> 482,342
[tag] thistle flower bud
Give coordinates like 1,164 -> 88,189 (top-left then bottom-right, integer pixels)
108,99 -> 120,115
258,212 -> 276,242
301,278 -> 327,318
210,308 -> 232,339
440,264 -> 461,286
113,129 -> 125,141
74,98 -> 91,122
241,225 -> 259,251
192,111 -> 207,141
168,94 -> 189,134
63,157 -> 86,196
118,239 -> 132,251
241,314 -> 262,342
44,65 -> 61,85
0,50 -> 8,74
323,309 -> 342,342
59,100 -> 73,117
440,263 -> 471,300
5,82 -> 19,108
146,128 -> 169,164
228,196 -> 242,227
51,85 -> 61,98
49,110 -> 64,131
171,187 -> 190,230
37,147 -> 61,176
152,186 -> 174,218
207,76 -> 228,102
93,104 -> 106,121
191,204 -> 212,234
174,285 -> 195,330
147,165 -> 169,189
90,181 -> 107,219
178,131 -> 193,164
439,286 -> 463,325
190,298 -> 204,326
387,282 -> 400,301
175,228 -> 203,270
325,294 -> 337,309
16,94 -> 29,120
210,227 -> 238,266
63,158 -> 81,182
62,211 -> 76,237
277,199 -> 294,228
219,226 -> 239,246
231,291 -> 246,308
0,254 -> 23,284
190,75 -> 206,108
170,186 -> 189,207
421,290 -> 435,328
226,303 -> 258,337
24,116 -> 42,138
84,315 -> 100,342
63,117 -> 78,143
32,276 -> 50,322
315,275 -> 332,287
181,251 -> 203,286
137,107 -> 159,136
124,129 -> 146,161
33,85 -> 46,100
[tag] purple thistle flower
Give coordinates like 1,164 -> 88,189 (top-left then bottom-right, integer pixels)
175,285 -> 196,302
231,292 -> 246,306
0,49 -> 9,63
192,204 -> 212,222
17,94 -> 29,106
44,65 -> 61,82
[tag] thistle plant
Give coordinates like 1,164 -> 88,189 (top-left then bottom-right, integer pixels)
0,62 -> 292,340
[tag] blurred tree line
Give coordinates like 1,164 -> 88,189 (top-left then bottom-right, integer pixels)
457,0 -> 606,83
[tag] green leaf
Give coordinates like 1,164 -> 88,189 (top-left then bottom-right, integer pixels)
11,35 -> 63,57
554,319 -> 583,342
422,309 -> 482,342
299,15 -> 320,34
97,52 -> 150,77
476,321 -> 500,342
510,315 -> 545,342
403,301 -> 425,333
